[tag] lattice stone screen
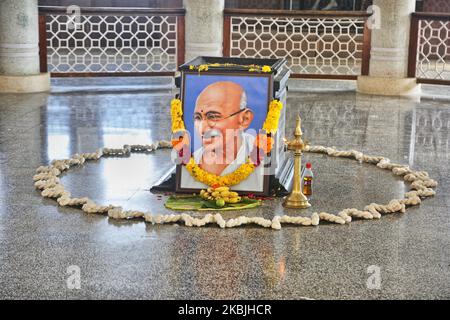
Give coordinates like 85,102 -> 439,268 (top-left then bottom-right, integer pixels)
46,14 -> 178,73
229,16 -> 366,76
416,19 -> 450,81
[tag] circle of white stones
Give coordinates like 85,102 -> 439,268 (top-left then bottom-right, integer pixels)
33,141 -> 437,230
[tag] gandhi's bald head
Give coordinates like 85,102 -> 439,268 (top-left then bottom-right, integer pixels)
195,81 -> 247,114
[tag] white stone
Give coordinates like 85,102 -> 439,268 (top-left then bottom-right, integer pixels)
357,0 -> 420,96
0,0 -> 40,75
183,0 -> 224,61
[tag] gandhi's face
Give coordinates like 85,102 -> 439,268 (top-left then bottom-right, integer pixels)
194,82 -> 254,164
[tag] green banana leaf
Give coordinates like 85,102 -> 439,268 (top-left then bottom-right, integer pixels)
164,195 -> 261,211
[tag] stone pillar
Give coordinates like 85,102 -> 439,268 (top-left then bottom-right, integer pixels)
0,0 -> 50,93
357,0 -> 420,96
183,0 -> 224,61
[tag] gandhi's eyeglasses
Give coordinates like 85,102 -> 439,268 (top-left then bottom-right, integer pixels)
194,108 -> 247,127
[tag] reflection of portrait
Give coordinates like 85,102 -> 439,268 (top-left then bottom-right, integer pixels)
179,74 -> 271,193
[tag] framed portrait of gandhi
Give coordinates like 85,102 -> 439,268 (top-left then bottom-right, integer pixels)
175,71 -> 273,195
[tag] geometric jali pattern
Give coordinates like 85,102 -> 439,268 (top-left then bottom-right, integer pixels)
46,14 -> 178,73
230,16 -> 365,75
416,19 -> 450,80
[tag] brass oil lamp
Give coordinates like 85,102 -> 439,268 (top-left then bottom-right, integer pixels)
283,115 -> 311,209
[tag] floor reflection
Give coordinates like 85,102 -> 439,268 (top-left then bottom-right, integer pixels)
414,106 -> 450,159
0,81 -> 449,299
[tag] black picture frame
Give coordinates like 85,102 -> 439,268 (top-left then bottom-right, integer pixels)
175,70 -> 274,196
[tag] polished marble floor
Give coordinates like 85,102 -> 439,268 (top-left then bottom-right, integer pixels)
0,78 -> 449,299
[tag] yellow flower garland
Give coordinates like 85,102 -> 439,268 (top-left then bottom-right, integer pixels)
170,98 -> 283,187
186,157 -> 255,187
170,98 -> 185,132
263,99 -> 283,134
189,63 -> 272,73
262,65 -> 272,73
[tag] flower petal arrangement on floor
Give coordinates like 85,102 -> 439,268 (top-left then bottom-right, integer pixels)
33,141 -> 438,230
